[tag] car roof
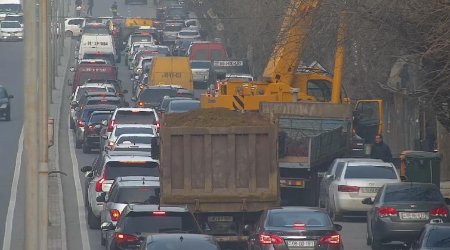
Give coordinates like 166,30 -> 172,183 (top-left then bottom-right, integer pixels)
384,182 -> 438,188
84,91 -> 116,96
169,99 -> 199,104
124,204 -> 189,213
424,223 -> 450,229
145,234 -> 217,242
335,158 -> 383,162
267,206 -> 326,213
82,104 -> 118,110
117,133 -> 154,138
104,154 -> 158,162
115,107 -> 155,112
114,176 -> 160,187
91,110 -> 114,114
114,124 -> 155,128
105,150 -> 154,157
81,83 -> 115,88
86,96 -> 120,101
346,161 -> 393,166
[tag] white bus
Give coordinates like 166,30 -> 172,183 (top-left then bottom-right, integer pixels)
0,0 -> 22,20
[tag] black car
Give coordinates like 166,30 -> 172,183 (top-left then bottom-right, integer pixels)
412,223 -> 450,250
102,204 -> 202,250
0,85 -> 13,121
139,234 -> 221,250
134,86 -> 181,108
247,207 -> 343,250
82,110 -> 114,153
363,182 -> 450,249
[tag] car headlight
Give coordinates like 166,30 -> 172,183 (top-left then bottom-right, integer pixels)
0,103 -> 7,109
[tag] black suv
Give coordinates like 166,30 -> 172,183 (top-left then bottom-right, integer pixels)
0,85 -> 13,121
102,204 -> 202,250
82,110 -> 114,153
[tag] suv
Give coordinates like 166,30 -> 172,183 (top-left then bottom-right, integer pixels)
80,152 -> 160,229
82,110 -> 114,153
327,161 -> 401,220
74,104 -> 118,148
102,205 -> 202,250
97,176 -> 160,246
106,108 -> 159,136
0,85 -> 13,121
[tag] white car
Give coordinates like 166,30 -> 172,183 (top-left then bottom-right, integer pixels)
103,124 -> 157,151
4,14 -> 23,27
126,41 -> 154,66
65,17 -> 85,37
190,60 -> 211,82
177,28 -> 201,40
0,20 -> 22,41
327,161 -> 401,221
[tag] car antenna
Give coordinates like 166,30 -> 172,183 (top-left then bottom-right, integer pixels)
179,235 -> 184,242
142,176 -> 145,185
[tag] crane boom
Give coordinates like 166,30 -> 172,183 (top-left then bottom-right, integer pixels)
262,0 -> 320,84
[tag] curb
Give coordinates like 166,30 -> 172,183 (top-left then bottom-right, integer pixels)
48,36 -> 72,250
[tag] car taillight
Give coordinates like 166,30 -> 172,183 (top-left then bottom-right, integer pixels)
95,171 -> 106,192
338,185 -> 360,192
431,207 -> 449,218
110,209 -> 121,221
156,121 -> 161,132
114,233 -> 139,245
77,120 -> 85,128
107,119 -> 115,132
377,207 -> 397,217
319,232 -> 341,247
138,101 -> 144,107
152,211 -> 166,216
259,233 -> 283,245
87,124 -> 96,132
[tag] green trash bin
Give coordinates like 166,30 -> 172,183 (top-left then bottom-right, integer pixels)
402,151 -> 441,188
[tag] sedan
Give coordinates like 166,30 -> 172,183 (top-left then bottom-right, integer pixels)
140,234 -> 221,250
0,85 -> 13,121
412,223 -> 450,250
363,182 -> 450,249
176,28 -> 201,40
166,99 -> 200,114
247,207 -> 343,250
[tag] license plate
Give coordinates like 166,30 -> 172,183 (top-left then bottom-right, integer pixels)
361,187 -> 379,193
399,212 -> 429,220
207,216 -> 233,222
286,240 -> 315,247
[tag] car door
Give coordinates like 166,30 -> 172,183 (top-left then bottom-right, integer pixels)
367,186 -> 383,236
88,156 -> 104,206
328,163 -> 346,205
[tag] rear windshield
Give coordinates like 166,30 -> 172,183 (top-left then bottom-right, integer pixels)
425,228 -> 450,248
105,161 -> 159,180
117,136 -> 152,144
116,186 -> 160,204
384,185 -> 443,203
146,238 -> 219,250
83,27 -> 109,34
89,113 -> 112,123
267,211 -> 332,227
132,35 -> 152,44
5,15 -> 23,23
82,108 -> 114,121
115,110 -> 156,124
122,212 -> 200,234
79,72 -> 114,85
1,21 -> 20,28
168,101 -> 200,113
179,31 -> 199,36
344,165 -> 397,179
83,53 -> 115,64
86,99 -> 120,106
114,127 -> 154,137
139,89 -> 176,104
164,25 -> 183,32
191,61 -> 210,69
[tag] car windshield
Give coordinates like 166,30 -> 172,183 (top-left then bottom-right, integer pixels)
139,89 -> 177,104
344,165 -> 397,179
160,98 -> 191,110
83,53 -> 115,64
168,101 -> 200,113
164,25 -> 183,32
83,27 -> 109,34
191,61 -> 210,69
89,113 -> 112,124
79,72 -> 113,85
167,7 -> 185,16
146,238 -> 219,250
0,88 -> 6,98
179,31 -> 198,36
114,110 -> 156,124
85,99 -> 120,106
122,212 -> 199,234
132,35 -> 152,44
0,4 -> 21,13
114,127 -> 154,137
117,136 -> 153,144
82,108 -> 115,121
425,228 -> 450,248
5,15 -> 23,23
1,21 -> 20,28
105,161 -> 159,179
267,211 -> 332,228
116,186 -> 159,204
384,185 -> 443,203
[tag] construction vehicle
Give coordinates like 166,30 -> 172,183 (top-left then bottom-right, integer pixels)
200,0 -> 383,205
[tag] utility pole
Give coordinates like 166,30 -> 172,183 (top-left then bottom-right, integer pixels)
23,0 -> 39,248
38,0 -> 49,249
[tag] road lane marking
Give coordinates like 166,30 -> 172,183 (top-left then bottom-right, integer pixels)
67,115 -> 91,250
2,126 -> 24,250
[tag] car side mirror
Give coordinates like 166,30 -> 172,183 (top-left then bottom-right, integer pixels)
445,198 -> 450,205
131,97 -> 137,102
69,66 -> 75,72
80,165 -> 93,172
361,197 -> 374,205
85,171 -> 93,178
71,101 -> 79,107
67,79 -> 73,86
102,120 -> 108,126
102,135 -> 108,140
400,176 -> 407,181
96,192 -> 106,202
8,94 -> 14,99
101,222 -> 115,231
326,174 -> 334,179
334,224 -> 342,231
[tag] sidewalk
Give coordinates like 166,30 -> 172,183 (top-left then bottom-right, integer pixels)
48,37 -> 72,250
441,181 -> 450,198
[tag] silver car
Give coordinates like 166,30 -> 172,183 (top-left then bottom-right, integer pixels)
80,152 -> 160,229
318,158 -> 383,208
103,124 -> 157,151
98,176 -> 160,246
327,161 -> 401,221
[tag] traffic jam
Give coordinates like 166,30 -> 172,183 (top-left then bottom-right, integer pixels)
63,0 -> 450,250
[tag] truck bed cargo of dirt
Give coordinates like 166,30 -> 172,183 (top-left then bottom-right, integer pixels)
158,108 -> 279,246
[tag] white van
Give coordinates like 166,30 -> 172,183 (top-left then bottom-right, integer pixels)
0,0 -> 21,20
78,34 -> 118,64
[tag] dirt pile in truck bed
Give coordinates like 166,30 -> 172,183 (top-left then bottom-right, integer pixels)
163,108 -> 271,127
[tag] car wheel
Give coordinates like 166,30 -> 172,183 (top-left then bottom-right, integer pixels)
371,238 -> 382,250
82,142 -> 91,153
65,30 -> 73,37
366,231 -> 372,246
101,231 -> 106,246
87,206 -> 100,229
329,198 -> 342,221
5,107 -> 11,121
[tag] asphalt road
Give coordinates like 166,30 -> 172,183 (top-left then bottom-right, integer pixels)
58,2 -> 411,250
0,40 -> 26,250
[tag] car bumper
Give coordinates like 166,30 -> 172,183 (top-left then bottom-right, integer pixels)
372,218 -> 427,242
0,35 -> 23,41
76,128 -> 85,142
85,135 -> 100,145
0,104 -> 8,113
335,193 -> 374,212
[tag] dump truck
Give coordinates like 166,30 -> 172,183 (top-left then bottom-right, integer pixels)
260,102 -> 353,206
154,109 -> 279,248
